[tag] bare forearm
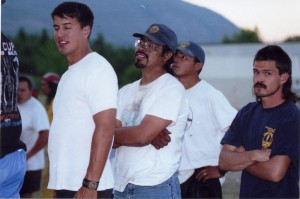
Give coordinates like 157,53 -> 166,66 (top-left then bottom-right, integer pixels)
27,130 -> 48,160
246,155 -> 290,182
114,115 -> 172,147
115,126 -> 150,147
85,109 -> 116,181
85,126 -> 114,181
219,149 -> 256,171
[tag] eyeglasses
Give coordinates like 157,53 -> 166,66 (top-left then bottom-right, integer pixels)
134,39 -> 160,51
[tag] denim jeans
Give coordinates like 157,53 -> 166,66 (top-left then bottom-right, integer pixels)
0,149 -> 26,198
113,174 -> 181,199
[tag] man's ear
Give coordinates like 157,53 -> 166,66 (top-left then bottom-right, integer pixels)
194,62 -> 203,72
83,26 -> 91,38
163,51 -> 173,62
280,72 -> 289,84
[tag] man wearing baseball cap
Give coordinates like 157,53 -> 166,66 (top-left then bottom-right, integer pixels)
172,41 -> 237,198
113,24 -> 188,198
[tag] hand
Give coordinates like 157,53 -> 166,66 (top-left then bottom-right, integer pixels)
234,146 -> 245,152
151,129 -> 171,149
253,149 -> 271,162
195,166 -> 223,182
112,141 -> 121,149
74,186 -> 97,199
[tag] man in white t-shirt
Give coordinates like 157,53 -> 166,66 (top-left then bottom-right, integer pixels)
113,23 -> 188,199
47,2 -> 118,198
172,41 -> 237,198
18,76 -> 50,198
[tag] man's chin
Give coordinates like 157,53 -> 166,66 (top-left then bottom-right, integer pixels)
134,60 -> 144,69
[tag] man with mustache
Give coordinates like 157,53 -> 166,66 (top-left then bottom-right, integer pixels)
219,45 -> 300,198
113,24 -> 188,199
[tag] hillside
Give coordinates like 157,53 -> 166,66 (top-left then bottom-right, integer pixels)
1,0 -> 240,46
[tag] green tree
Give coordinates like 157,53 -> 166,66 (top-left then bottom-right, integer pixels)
12,28 -> 138,89
91,33 -> 136,87
223,28 -> 262,43
285,36 -> 300,42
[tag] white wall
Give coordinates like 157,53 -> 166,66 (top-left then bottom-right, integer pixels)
200,42 -> 300,110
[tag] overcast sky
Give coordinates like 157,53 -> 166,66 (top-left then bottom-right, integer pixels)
184,0 -> 300,43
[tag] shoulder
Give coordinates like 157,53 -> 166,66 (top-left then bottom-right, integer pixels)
30,97 -> 46,110
79,52 -> 114,72
236,102 -> 259,116
161,74 -> 185,92
281,101 -> 300,120
198,80 -> 231,101
119,79 -> 140,94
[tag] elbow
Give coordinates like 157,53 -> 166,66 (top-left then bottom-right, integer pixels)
268,170 -> 285,183
218,151 -> 230,171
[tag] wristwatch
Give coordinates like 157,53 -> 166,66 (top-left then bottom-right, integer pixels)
82,178 -> 99,190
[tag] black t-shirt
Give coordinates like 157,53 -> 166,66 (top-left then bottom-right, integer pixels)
0,33 -> 26,158
221,101 -> 300,198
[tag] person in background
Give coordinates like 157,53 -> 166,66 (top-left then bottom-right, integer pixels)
47,2 -> 118,198
219,45 -> 300,198
41,72 -> 60,123
18,76 -> 50,198
113,23 -> 188,199
0,1 -> 27,198
170,41 -> 237,198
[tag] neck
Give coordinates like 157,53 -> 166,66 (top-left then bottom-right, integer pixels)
261,98 -> 285,108
260,91 -> 286,108
141,67 -> 166,85
178,75 -> 200,89
67,47 -> 92,65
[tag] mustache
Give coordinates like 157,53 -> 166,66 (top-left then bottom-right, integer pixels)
135,51 -> 148,58
254,82 -> 267,89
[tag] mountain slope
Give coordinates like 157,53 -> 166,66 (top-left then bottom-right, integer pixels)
1,0 -> 240,46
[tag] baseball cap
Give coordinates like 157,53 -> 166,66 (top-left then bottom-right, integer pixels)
43,72 -> 60,84
177,41 -> 205,63
133,23 -> 177,53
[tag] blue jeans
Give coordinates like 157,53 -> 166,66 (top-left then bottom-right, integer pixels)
114,174 -> 181,199
0,149 -> 26,198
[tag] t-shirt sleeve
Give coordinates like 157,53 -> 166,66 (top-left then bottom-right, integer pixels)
220,110 -> 243,147
85,66 -> 118,115
270,116 -> 300,167
33,102 -> 50,132
211,91 -> 237,131
147,83 -> 185,123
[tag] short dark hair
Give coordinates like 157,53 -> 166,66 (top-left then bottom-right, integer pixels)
253,45 -> 297,102
19,76 -> 33,90
161,45 -> 174,75
51,2 -> 94,31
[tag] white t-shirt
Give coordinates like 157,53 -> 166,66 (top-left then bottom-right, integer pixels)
48,52 -> 118,191
178,80 -> 237,183
114,73 -> 188,192
18,97 -> 50,171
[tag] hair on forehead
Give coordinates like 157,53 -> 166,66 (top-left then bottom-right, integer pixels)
51,1 -> 94,29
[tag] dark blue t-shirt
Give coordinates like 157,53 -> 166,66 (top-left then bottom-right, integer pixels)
221,101 -> 300,198
0,33 -> 26,158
